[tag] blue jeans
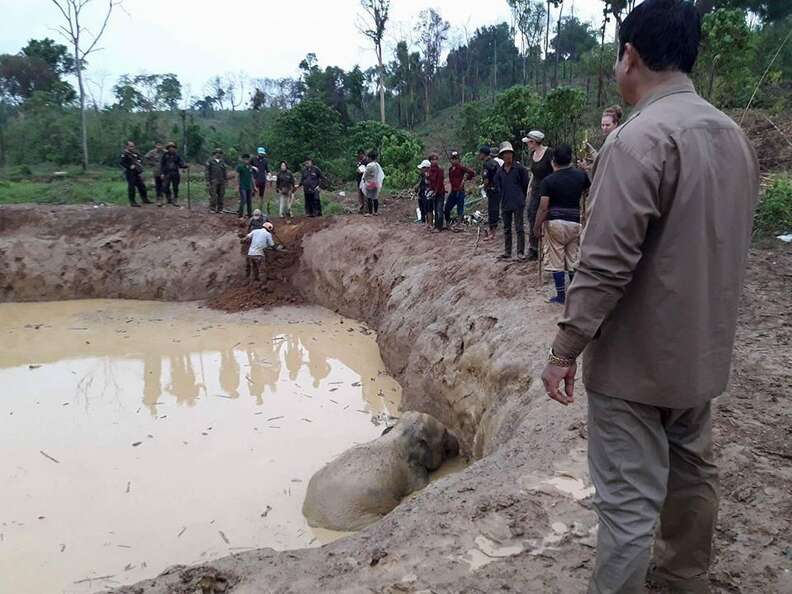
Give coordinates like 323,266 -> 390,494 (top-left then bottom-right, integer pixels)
444,190 -> 465,223
238,188 -> 253,217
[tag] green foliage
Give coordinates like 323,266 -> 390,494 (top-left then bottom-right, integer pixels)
265,99 -> 343,170
381,132 -> 424,188
698,9 -> 755,106
755,176 -> 792,236
542,86 -> 587,148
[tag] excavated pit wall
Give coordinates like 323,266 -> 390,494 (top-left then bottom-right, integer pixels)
0,207 -> 597,592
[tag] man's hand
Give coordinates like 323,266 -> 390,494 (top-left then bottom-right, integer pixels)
541,362 -> 577,406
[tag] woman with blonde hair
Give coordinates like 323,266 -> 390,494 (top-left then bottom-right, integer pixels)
601,105 -> 624,136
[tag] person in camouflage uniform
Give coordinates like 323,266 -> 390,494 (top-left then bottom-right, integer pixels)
205,148 -> 228,213
120,141 -> 152,207
160,142 -> 188,206
144,142 -> 165,203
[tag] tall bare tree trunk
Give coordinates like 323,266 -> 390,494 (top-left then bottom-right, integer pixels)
75,44 -> 88,172
543,1 -> 551,95
596,20 -> 606,106
377,46 -> 386,124
553,1 -> 564,88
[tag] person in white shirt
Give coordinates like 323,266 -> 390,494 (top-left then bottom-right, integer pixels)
242,221 -> 274,282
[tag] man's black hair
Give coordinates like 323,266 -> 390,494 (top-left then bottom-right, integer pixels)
553,144 -> 573,167
241,153 -> 250,159
479,145 -> 491,156
367,150 -> 378,160
357,148 -> 365,155
619,0 -> 701,74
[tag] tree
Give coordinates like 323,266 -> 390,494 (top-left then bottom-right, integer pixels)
416,8 -> 450,119
698,9 -> 754,104
50,0 -> 121,171
266,99 -> 343,168
508,0 -> 546,85
696,0 -> 792,23
553,17 -> 597,61
156,74 -> 182,110
358,0 -> 391,124
21,38 -> 75,77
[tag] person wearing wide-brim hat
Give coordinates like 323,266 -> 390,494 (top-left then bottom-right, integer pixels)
522,130 -> 553,261
493,141 -> 530,261
160,141 -> 188,206
205,149 -> 228,213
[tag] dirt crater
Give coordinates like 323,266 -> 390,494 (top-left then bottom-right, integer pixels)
0,205 -> 789,594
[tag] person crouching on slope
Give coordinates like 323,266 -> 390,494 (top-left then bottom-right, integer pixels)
242,221 -> 275,283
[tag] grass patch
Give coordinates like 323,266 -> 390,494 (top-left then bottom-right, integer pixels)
755,175 -> 792,238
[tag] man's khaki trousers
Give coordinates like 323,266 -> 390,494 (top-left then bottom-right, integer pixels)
587,391 -> 719,594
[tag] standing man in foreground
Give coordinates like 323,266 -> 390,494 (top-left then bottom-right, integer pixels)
540,1 -> 759,592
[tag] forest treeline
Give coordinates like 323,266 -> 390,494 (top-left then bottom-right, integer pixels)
0,0 -> 790,186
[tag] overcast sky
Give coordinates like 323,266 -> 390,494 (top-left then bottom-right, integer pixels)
1,0 -> 609,105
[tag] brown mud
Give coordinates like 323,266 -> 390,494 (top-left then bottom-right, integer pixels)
0,205 -> 790,593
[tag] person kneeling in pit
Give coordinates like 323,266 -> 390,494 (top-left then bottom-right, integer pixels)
242,221 -> 274,283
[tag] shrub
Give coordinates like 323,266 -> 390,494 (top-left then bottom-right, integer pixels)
755,176 -> 792,237
381,133 -> 424,189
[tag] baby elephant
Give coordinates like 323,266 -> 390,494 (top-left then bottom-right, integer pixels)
302,411 -> 459,531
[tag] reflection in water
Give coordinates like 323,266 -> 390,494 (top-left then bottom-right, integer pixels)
0,300 -> 402,594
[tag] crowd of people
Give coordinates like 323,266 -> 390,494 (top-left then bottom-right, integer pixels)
409,102 -> 621,305
119,143 -> 330,219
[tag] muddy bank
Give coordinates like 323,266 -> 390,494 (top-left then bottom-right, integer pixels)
121,218 -> 790,594
0,205 -> 327,305
0,207 -> 789,593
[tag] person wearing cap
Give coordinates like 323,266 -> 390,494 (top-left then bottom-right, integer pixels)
144,142 -> 166,203
444,151 -> 475,228
241,220 -> 275,283
297,158 -> 326,217
493,141 -> 530,261
205,149 -> 228,213
427,154 -> 446,231
160,142 -> 188,206
522,130 -> 554,261
478,145 -> 501,240
252,147 -> 270,206
414,159 -> 432,225
356,149 -> 369,214
540,1 -> 759,591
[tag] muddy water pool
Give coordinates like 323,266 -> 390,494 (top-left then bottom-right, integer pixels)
0,300 -> 403,593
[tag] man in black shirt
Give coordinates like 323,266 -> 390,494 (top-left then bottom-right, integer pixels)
478,145 -> 501,240
298,159 -> 326,217
494,142 -> 530,261
533,143 -> 591,304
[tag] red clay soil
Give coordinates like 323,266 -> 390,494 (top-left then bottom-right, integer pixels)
206,217 -> 331,312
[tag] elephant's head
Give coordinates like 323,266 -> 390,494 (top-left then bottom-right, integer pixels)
398,411 -> 459,472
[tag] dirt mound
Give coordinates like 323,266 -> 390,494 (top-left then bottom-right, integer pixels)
735,110 -> 792,172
